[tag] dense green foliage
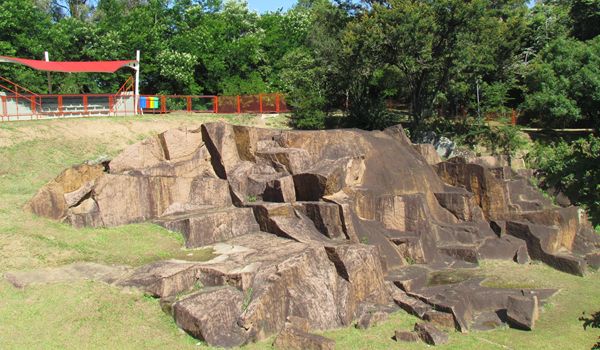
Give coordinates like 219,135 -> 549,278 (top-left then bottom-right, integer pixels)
279,0 -> 600,130
1,0 -> 599,130
527,135 -> 600,224
0,0 -> 310,95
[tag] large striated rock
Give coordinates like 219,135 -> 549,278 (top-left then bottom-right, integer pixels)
27,122 -> 599,346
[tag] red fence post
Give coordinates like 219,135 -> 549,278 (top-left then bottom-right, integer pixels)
214,96 -> 219,113
109,95 -> 114,114
58,95 -> 63,117
259,94 -> 263,114
187,96 -> 192,113
237,95 -> 241,114
160,95 -> 167,114
30,96 -> 36,117
511,109 -> 517,126
1,95 -> 6,120
276,94 -> 280,113
83,95 -> 88,116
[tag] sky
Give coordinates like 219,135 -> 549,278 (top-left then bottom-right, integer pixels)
245,1 -> 537,13
246,0 -> 297,13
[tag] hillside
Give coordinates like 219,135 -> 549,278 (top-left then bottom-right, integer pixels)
0,115 -> 598,349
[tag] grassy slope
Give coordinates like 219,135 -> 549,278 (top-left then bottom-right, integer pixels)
0,115 -> 598,350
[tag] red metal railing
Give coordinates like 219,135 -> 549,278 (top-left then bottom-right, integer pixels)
136,93 -> 288,115
0,92 -> 289,121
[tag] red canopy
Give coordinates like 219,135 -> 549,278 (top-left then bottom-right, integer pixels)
0,56 -> 136,73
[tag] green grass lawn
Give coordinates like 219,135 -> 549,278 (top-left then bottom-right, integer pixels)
0,115 -> 598,349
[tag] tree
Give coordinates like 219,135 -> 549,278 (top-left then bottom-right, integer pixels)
521,36 -> 600,128
570,0 -> 600,40
0,0 -> 52,93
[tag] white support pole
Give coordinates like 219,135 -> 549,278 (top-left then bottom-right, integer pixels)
135,50 -> 140,115
44,51 -> 52,94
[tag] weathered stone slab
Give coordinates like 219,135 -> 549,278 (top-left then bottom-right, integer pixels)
173,287 -> 247,348
117,260 -> 200,297
506,295 -> 539,331
155,207 -> 260,248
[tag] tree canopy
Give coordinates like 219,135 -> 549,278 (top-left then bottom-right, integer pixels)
0,0 -> 599,130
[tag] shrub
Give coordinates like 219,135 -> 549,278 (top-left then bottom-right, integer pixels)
527,135 -> 600,225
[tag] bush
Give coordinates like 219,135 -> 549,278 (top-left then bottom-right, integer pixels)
527,135 -> 600,225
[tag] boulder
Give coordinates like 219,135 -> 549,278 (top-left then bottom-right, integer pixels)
109,128 -> 214,178
255,146 -> 312,174
434,191 -> 484,222
355,311 -> 388,329
435,159 -> 508,220
414,322 -> 449,345
26,163 -> 105,220
506,295 -> 539,330
387,283 -> 432,318
64,180 -> 95,207
295,202 -> 345,239
155,207 -> 260,248
66,198 -> 102,228
394,330 -> 420,342
413,143 -> 443,165
263,175 -> 296,202
173,287 -> 247,348
273,326 -> 335,350
200,122 -> 241,178
506,221 -> 587,276
423,310 -> 456,329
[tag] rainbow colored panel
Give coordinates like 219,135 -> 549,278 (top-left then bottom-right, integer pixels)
140,96 -> 159,109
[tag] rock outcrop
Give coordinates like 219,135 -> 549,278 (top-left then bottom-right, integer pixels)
26,122 -> 600,347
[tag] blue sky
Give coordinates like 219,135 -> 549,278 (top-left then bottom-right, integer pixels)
245,0 -> 537,13
246,0 -> 297,13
